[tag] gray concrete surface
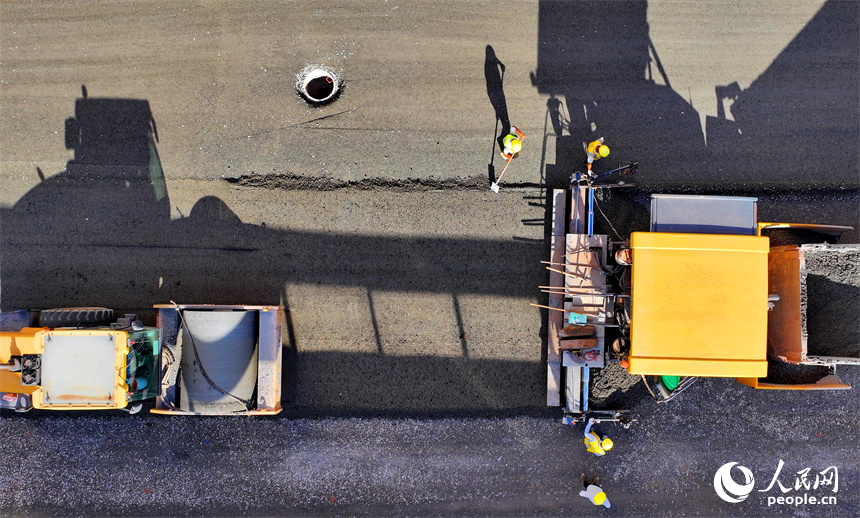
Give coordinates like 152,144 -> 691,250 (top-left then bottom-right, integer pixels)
1,0 -> 858,516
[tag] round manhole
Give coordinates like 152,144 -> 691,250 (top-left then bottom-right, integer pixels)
296,65 -> 341,105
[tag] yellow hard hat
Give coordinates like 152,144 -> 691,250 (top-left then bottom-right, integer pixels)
511,139 -> 522,153
599,145 -> 610,157
594,492 -> 607,505
601,437 -> 614,451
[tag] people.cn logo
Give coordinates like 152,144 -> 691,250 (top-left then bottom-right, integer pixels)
714,462 -> 756,503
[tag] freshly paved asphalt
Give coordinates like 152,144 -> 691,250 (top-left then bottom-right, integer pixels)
1,1 -> 858,516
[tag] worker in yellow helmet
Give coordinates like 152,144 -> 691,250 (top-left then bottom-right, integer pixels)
584,417 -> 614,456
580,474 -> 611,508
491,126 -> 525,192
586,137 -> 610,174
501,126 -> 525,161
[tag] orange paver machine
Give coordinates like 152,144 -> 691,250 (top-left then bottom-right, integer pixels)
543,181 -> 858,423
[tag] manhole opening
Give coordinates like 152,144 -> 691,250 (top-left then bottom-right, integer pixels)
306,76 -> 335,101
297,66 -> 341,105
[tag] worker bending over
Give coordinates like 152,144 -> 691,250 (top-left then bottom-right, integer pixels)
584,417 -> 614,456
501,126 -> 525,161
586,137 -> 610,174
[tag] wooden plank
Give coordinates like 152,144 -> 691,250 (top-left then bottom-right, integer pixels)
565,365 -> 582,412
564,234 -> 607,291
547,361 -> 561,406
559,337 -> 599,350
558,325 -> 596,338
547,190 -> 567,364
547,190 -> 566,408
567,296 -> 608,317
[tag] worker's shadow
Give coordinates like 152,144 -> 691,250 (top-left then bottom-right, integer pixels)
485,45 -> 510,184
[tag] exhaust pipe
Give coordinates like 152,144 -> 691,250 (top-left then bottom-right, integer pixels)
0,358 -> 21,372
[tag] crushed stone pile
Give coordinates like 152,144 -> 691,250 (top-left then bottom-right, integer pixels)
804,246 -> 859,359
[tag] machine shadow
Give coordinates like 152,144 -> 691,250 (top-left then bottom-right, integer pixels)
706,0 -> 859,187
533,0 -> 706,188
533,0 -> 858,188
0,91 -> 550,416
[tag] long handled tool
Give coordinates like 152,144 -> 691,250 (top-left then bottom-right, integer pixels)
490,157 -> 512,193
546,265 -> 593,278
541,260 -> 602,268
490,133 -> 525,193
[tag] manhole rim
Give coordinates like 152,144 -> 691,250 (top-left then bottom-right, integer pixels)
296,65 -> 341,104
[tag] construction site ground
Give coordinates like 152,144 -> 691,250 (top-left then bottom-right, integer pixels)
1,1 -> 858,516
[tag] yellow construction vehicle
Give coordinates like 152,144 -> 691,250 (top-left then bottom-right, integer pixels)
1,304 -> 283,415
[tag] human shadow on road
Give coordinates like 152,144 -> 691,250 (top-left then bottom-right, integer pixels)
484,45 -> 510,184
0,90 -> 550,416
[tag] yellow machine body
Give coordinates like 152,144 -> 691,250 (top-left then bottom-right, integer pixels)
1,327 -> 129,409
627,232 -> 770,378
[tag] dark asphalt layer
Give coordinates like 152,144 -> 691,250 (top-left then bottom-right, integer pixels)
1,366 -> 858,517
